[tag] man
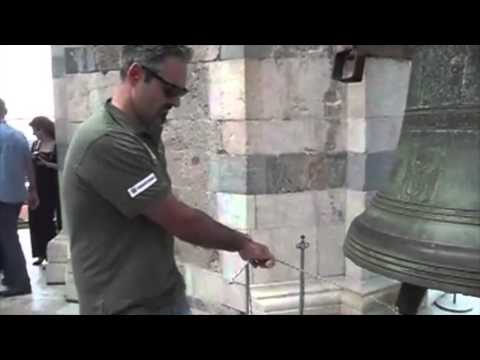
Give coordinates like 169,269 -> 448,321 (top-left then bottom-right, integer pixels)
0,98 -> 39,297
63,45 -> 276,315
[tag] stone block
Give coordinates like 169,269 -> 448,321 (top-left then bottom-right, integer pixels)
216,193 -> 255,231
248,120 -> 302,155
345,259 -> 376,282
63,71 -> 119,124
253,284 -> 342,315
52,55 -> 65,79
53,78 -> 68,120
366,116 -> 403,153
220,46 -> 275,60
245,57 -> 334,121
87,71 -> 119,110
340,275 -> 401,314
345,190 -> 367,232
64,74 -> 92,122
255,192 -> 316,229
246,119 -> 342,155
189,45 -> 220,62
46,233 -> 70,263
364,151 -> 397,192
312,189 -> 345,225
175,242 -> 219,271
245,45 -> 275,59
46,263 -> 66,285
327,153 -> 347,188
92,45 -> 122,73
365,57 -> 411,119
209,59 -> 246,120
221,121 -> 247,155
65,47 -> 97,74
346,152 -> 366,191
257,153 -> 345,194
170,63 -> 209,120
270,45 -> 331,59
347,117 -> 367,154
221,251 -> 247,282
347,82 -> 366,121
65,263 -> 79,303
324,117 -> 347,153
163,118 -> 221,155
183,264 -> 226,305
317,224 -> 346,276
209,155 -> 247,193
211,153 -> 347,195
220,45 -> 245,60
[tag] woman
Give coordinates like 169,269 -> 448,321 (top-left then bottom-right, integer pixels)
28,116 -> 62,266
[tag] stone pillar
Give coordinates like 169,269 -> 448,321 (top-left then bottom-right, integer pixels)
47,46 -> 121,301
341,56 -> 412,314
46,45 -> 73,286
208,46 -> 349,314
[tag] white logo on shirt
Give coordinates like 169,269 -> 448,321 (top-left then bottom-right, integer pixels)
128,173 -> 158,199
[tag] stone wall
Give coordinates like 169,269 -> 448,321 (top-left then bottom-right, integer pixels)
210,46 -> 348,289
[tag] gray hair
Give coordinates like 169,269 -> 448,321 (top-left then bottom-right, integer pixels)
120,45 -> 193,81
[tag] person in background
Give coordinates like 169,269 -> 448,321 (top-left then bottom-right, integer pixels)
28,116 -> 61,267
0,98 -> 39,297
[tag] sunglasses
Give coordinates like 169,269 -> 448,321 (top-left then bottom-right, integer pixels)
141,65 -> 189,98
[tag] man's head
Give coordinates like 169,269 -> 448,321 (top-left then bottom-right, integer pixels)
0,98 -> 7,120
119,45 -> 193,126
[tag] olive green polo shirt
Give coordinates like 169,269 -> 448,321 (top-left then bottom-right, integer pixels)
62,100 -> 185,315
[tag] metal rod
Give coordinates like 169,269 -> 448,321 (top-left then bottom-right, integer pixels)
297,235 -> 310,315
245,262 -> 251,315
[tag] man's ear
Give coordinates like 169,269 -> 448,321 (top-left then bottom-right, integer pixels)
126,63 -> 143,85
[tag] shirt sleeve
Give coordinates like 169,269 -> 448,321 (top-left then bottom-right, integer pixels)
18,134 -> 32,163
75,131 -> 171,219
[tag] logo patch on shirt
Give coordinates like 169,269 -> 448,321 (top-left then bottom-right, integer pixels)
128,173 -> 158,199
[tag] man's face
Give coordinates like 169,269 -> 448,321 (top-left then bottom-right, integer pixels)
129,57 -> 188,126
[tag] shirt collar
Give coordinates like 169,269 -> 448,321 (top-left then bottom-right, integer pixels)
105,99 -> 163,141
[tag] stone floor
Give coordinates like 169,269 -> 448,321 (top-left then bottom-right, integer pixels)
1,229 -> 479,316
0,229 -> 78,315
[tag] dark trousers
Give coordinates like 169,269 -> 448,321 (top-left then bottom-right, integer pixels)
396,283 -> 428,315
0,202 -> 31,290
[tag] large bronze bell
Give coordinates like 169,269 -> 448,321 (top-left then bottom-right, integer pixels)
336,45 -> 480,297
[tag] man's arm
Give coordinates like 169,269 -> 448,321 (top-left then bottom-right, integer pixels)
75,132 -> 275,268
143,194 -> 275,267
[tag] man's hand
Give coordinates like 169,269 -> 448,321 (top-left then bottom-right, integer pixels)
239,239 -> 275,269
28,189 -> 40,210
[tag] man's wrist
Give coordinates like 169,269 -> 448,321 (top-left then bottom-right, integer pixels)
236,233 -> 252,252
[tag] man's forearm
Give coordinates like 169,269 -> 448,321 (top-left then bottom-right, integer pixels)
176,209 -> 249,252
